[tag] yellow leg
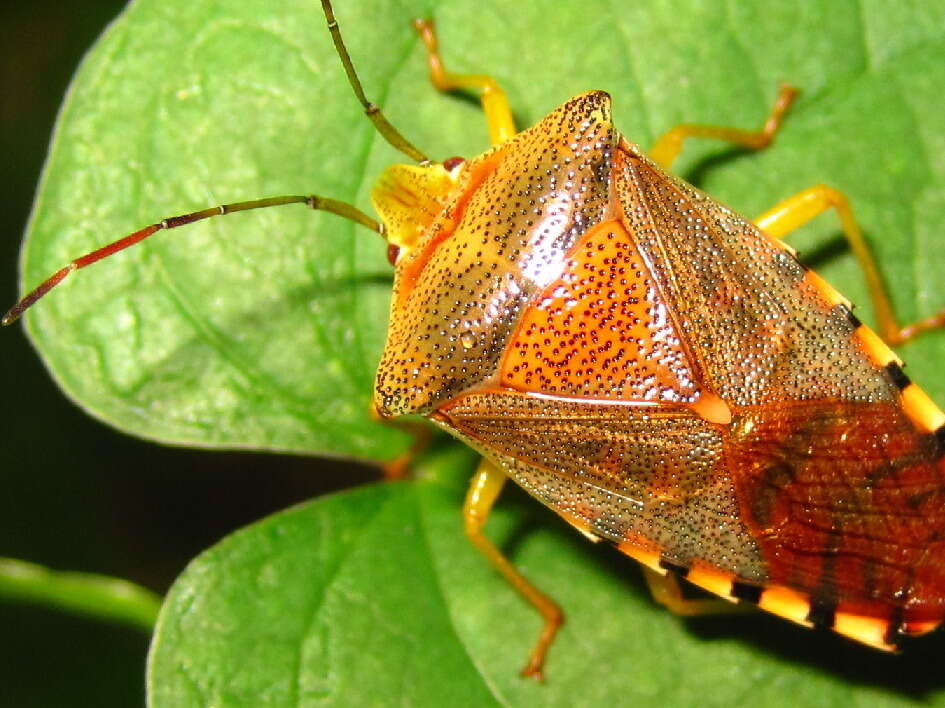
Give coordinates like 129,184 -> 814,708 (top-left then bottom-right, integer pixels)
649,84 -> 798,170
642,567 -> 746,616
414,19 -> 516,146
368,405 -> 432,481
464,458 -> 563,680
755,185 -> 945,346
381,423 -> 432,481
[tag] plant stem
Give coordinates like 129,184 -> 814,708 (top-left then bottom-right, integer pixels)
0,557 -> 161,631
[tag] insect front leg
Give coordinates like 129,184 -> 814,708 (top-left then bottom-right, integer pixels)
413,18 -> 516,145
755,185 -> 945,346
463,458 -> 563,680
367,409 -> 432,481
648,84 -> 797,169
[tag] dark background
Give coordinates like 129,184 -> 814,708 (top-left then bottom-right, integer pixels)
0,3 -> 377,705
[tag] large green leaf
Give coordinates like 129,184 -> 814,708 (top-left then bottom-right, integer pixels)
21,0 -> 945,460
150,447 -> 945,707
14,0 -> 945,704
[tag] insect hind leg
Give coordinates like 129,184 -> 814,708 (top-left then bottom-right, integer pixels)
755,185 -> 945,346
413,18 -> 516,145
642,567 -> 747,616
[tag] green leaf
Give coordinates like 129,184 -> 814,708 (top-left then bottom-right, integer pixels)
15,0 -> 945,705
151,447 -> 945,707
18,0 -> 945,456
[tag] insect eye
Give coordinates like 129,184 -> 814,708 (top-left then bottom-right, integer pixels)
443,156 -> 465,172
386,243 -> 401,266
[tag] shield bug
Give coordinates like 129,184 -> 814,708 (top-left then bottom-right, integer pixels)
7,0 -> 945,685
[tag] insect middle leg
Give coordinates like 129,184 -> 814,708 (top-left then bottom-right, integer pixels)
464,458 -> 563,680
755,186 -> 945,346
648,85 -> 797,170
413,19 -> 516,146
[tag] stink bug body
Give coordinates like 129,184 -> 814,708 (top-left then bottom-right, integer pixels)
8,0 -> 945,691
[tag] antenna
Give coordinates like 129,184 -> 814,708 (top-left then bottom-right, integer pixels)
2,195 -> 381,326
4,0 -> 430,325
321,0 -> 429,163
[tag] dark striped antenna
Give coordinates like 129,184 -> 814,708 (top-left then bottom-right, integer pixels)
3,0 -> 425,325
